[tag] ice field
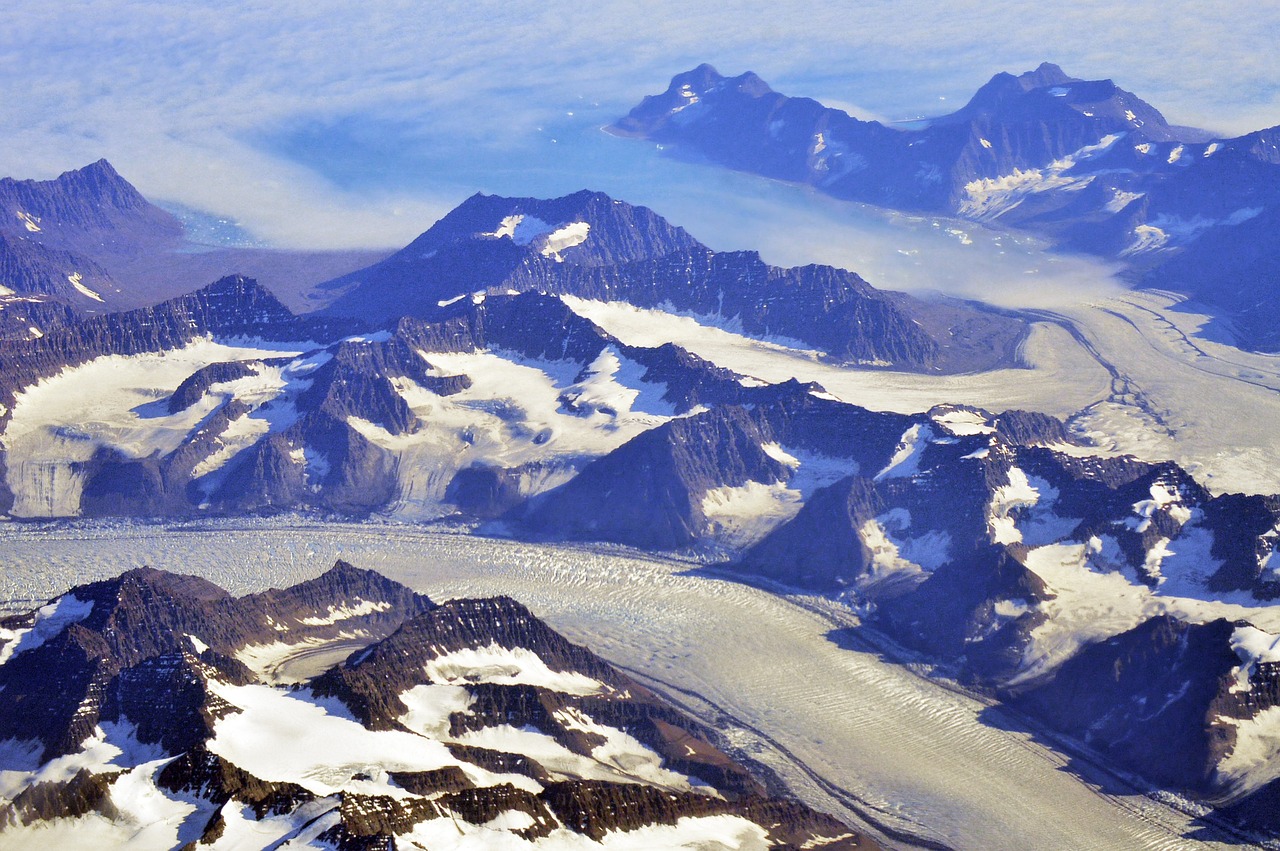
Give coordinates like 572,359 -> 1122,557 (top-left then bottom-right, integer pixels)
0,521 -> 1255,849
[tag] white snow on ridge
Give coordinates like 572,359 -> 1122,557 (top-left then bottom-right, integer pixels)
422,642 -> 606,695
560,345 -> 676,420
399,684 -> 473,738
204,680 -> 500,797
875,423 -> 930,480
402,814 -> 770,851
299,599 -> 392,626
0,594 -> 93,665
1217,708 -> 1280,797
539,221 -> 590,261
1128,481 -> 1191,532
960,135 -> 1121,220
858,511 -> 947,595
1105,189 -> 1144,213
1229,626 -> 1280,692
988,467 -> 1039,545
932,408 -> 994,436
347,348 -> 674,519
484,214 -> 553,245
1123,223 -> 1169,255
15,210 -> 40,232
2,339 -> 310,517
67,272 -> 104,302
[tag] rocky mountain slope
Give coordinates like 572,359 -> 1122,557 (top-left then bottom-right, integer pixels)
614,63 -> 1280,350
0,564 -> 868,850
317,189 -> 1026,373
0,160 -> 385,323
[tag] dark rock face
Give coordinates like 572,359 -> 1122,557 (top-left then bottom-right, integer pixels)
158,747 -> 315,819
0,565 -> 870,849
1011,616 -> 1242,789
320,190 -> 1025,373
517,387 -> 914,551
0,159 -> 174,238
739,475 -> 886,591
614,64 -> 1280,351
0,769 -> 120,828
518,404 -> 790,549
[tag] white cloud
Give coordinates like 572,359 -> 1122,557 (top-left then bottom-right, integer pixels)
0,1 -> 1276,247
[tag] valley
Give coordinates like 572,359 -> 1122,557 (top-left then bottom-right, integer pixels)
0,522 -> 1257,849
571,286 -> 1280,497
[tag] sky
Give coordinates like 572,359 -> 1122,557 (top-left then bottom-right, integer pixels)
2,1 -> 1278,267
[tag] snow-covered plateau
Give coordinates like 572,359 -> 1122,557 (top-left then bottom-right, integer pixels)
0,522 -> 1257,849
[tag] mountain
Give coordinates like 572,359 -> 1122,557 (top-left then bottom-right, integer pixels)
0,160 -> 387,318
614,64 -> 1280,351
717,403 -> 1280,817
318,189 -> 1027,373
0,275 -> 798,520
0,564 -> 869,849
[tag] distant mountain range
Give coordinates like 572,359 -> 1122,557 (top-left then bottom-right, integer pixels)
614,63 -> 1280,350
4,153 -> 1280,841
314,188 -> 1025,372
0,563 -> 866,848
0,159 -> 384,332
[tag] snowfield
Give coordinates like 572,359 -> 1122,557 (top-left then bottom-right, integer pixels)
2,338 -> 314,517
567,288 -> 1280,496
0,522 -> 1253,850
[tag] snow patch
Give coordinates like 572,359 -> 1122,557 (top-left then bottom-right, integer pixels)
1128,481 -> 1191,532
701,481 -> 803,549
1105,189 -> 1144,213
299,599 -> 393,626
988,467 -> 1039,545
206,680 -> 496,796
960,135 -> 1119,219
68,272 -> 104,302
423,642 -> 606,695
858,511 -> 948,596
1123,223 -> 1169,255
932,408 -> 994,436
398,684 -> 474,738
1217,705 -> 1280,795
1230,626 -> 1280,693
485,214 -> 552,245
539,221 -> 590,261
875,423 -> 931,480
0,594 -> 93,665
2,339 -> 310,517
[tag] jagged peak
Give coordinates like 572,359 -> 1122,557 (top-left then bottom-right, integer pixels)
667,62 -> 725,93
1017,62 -> 1079,90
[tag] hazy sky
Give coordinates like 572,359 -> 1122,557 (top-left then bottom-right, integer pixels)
2,1 -> 1277,251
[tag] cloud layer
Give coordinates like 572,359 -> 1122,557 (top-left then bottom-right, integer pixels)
1,1 -> 1276,249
